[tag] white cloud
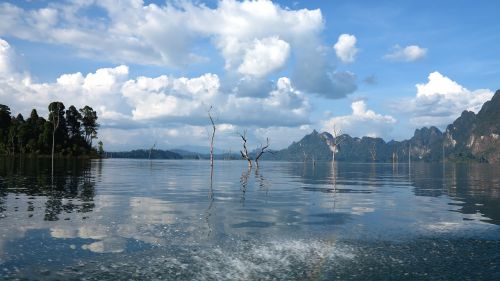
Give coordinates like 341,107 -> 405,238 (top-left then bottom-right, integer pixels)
333,34 -> 358,63
321,100 -> 396,138
0,1 -> 357,98
238,36 -> 290,77
228,76 -> 273,98
384,44 -> 427,62
0,1 -> 317,71
0,38 -> 15,75
0,37 -> 310,149
400,71 -> 494,126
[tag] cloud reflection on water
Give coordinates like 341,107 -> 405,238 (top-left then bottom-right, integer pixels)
0,159 -> 499,260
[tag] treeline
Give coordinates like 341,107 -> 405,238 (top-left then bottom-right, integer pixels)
0,102 -> 100,157
110,149 -> 182,159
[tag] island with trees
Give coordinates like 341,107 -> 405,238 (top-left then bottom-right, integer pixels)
0,102 -> 100,158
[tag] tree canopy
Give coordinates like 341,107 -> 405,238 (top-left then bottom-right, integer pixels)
0,102 -> 100,157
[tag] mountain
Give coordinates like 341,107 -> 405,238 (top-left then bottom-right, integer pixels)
263,130 -> 331,162
108,149 -> 182,159
173,145 -> 224,155
444,89 -> 500,162
170,149 -> 240,160
263,90 -> 500,163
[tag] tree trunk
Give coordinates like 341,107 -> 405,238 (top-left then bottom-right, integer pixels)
52,129 -> 55,177
208,106 -> 216,167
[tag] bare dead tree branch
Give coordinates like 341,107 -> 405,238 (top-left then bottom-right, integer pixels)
208,106 -> 216,167
255,137 -> 270,168
238,130 -> 252,167
148,142 -> 156,160
324,125 -> 343,165
370,143 -> 377,162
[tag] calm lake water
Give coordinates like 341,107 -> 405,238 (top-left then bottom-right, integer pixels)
0,158 -> 499,280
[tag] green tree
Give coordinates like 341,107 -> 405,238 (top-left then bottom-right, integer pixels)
0,105 -> 11,153
98,141 -> 104,156
48,102 -> 68,149
66,105 -> 82,139
14,114 -> 29,154
0,103 -> 99,157
25,109 -> 43,153
48,102 -> 66,173
79,106 -> 99,147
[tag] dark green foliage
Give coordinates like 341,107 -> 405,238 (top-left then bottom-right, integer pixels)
111,149 -> 182,159
98,141 -> 104,156
66,105 -> 83,138
0,102 -> 100,157
79,105 -> 99,147
0,105 -> 11,153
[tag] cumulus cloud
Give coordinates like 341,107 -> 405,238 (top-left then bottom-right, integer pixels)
0,37 -> 310,149
238,36 -> 290,77
0,0 -> 358,98
321,100 -> 396,138
400,71 -> 494,126
0,1 -> 316,71
333,34 -> 358,63
0,38 -> 16,75
384,44 -> 427,62
292,57 -> 358,99
228,75 -> 274,98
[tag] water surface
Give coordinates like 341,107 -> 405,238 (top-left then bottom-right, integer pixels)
0,158 -> 499,280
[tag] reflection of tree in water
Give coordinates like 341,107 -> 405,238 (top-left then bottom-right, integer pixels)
0,157 -> 96,221
0,183 -> 6,215
240,167 -> 251,205
411,163 -> 500,225
205,165 -> 215,237
238,166 -> 270,206
291,162 -> 377,194
254,168 -> 269,197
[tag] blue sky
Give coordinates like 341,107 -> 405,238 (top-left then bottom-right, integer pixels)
0,0 -> 498,151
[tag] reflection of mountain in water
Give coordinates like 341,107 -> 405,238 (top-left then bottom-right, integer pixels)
411,163 -> 500,225
290,162 -> 500,226
288,162 -> 402,193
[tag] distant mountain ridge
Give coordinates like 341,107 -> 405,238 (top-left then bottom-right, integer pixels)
107,90 -> 499,163
108,149 -> 182,159
264,89 -> 500,163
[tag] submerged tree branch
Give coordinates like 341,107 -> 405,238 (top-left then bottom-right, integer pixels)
239,130 -> 252,167
255,137 -> 270,168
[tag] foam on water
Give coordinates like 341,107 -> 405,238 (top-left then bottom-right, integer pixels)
7,239 -> 355,280
189,239 -> 355,281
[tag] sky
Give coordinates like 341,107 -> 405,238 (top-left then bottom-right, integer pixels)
0,0 -> 498,152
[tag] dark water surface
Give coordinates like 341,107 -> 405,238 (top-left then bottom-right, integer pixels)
0,158 -> 499,280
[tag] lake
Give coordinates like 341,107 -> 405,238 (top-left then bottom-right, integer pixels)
0,158 -> 499,280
